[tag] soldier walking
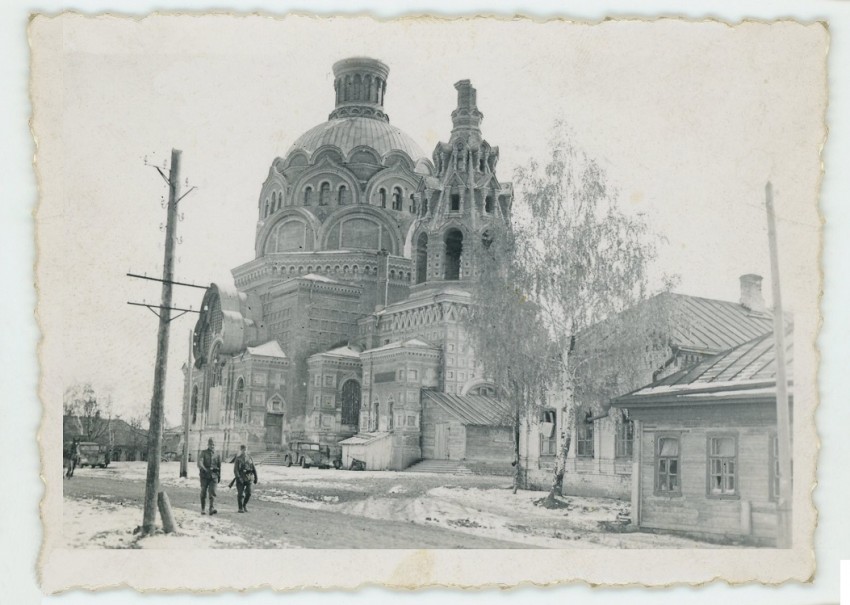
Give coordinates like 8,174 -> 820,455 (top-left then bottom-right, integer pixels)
232,444 -> 258,513
65,438 -> 80,479
197,437 -> 221,515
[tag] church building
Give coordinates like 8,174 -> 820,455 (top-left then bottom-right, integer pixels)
184,57 -> 514,470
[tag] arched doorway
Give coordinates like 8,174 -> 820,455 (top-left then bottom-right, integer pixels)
444,229 -> 463,280
415,233 -> 428,284
340,380 -> 361,430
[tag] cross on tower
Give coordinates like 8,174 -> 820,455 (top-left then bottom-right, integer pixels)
271,372 -> 285,392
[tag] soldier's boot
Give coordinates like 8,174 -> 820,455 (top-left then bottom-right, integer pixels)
237,495 -> 244,513
242,493 -> 250,512
200,496 -> 206,515
209,497 -> 217,515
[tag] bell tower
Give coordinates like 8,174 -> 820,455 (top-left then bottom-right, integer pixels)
411,80 -> 513,288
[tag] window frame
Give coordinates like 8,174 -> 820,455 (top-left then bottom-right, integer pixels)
706,433 -> 739,499
654,433 -> 682,496
615,416 -> 635,459
575,409 -> 595,458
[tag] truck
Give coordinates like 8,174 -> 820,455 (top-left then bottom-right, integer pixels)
77,442 -> 111,468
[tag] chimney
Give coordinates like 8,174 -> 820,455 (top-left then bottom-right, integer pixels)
739,274 -> 766,312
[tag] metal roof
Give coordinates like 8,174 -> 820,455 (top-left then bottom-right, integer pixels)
246,340 -> 287,359
666,293 -> 775,353
287,117 -> 426,161
612,329 -> 793,407
421,391 -> 513,427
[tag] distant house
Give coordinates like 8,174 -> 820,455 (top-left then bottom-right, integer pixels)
610,329 -> 792,545
521,275 -> 776,499
63,415 -> 148,461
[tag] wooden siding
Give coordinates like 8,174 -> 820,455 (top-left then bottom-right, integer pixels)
421,397 -> 466,460
633,403 -> 779,542
465,425 -> 513,464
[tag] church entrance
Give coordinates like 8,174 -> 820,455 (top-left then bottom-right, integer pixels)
264,413 -> 283,450
340,379 -> 361,432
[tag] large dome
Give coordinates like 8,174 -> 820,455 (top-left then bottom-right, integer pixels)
287,117 -> 426,162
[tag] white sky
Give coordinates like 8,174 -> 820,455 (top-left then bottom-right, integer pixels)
32,15 -> 825,423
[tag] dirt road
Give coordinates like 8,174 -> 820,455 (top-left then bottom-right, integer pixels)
63,474 -> 534,549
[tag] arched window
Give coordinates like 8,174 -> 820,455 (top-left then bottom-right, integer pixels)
387,400 -> 394,430
485,195 -> 494,213
373,401 -> 380,431
444,229 -> 463,280
415,233 -> 428,284
340,380 -> 361,427
392,187 -> 402,210
319,182 -> 330,206
276,192 -> 282,211
264,200 -> 270,217
234,377 -> 245,423
338,185 -> 348,205
303,186 -> 313,205
378,188 -> 387,208
191,385 -> 199,424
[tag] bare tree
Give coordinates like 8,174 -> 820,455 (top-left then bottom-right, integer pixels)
468,121 -> 676,505
63,382 -> 113,442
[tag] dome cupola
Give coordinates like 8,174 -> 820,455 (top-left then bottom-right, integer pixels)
330,57 -> 391,122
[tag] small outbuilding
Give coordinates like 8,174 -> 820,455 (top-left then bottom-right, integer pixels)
610,329 -> 792,546
420,391 -> 514,473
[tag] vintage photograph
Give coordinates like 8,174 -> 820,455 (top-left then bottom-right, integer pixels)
32,14 -> 824,591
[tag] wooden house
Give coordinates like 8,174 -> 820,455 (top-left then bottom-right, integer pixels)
610,329 -> 792,545
521,275 -> 776,499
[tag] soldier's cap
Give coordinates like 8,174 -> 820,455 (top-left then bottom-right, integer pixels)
207,438 -> 215,445
240,444 -> 247,450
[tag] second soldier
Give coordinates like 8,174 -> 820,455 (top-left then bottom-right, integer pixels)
232,444 -> 258,513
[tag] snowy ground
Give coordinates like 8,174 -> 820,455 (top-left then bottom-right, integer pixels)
63,497 -> 291,549
65,462 -> 731,549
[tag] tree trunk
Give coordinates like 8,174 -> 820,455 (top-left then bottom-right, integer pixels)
540,368 -> 575,509
512,402 -> 522,494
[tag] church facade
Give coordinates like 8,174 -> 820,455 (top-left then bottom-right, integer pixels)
184,57 -> 514,469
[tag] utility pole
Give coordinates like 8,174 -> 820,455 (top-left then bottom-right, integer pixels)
180,328 -> 192,478
766,182 -> 793,548
142,149 -> 182,536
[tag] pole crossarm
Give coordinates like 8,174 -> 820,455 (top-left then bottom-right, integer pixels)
127,301 -> 200,316
154,165 -> 171,187
175,186 -> 197,205
127,272 -> 208,290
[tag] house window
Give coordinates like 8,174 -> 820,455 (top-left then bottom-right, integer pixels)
313,374 -> 321,387
655,435 -> 680,494
576,410 -> 594,458
615,415 -> 635,459
539,409 -> 557,456
319,182 -> 330,206
450,193 -> 460,211
303,186 -> 313,205
378,188 -> 387,208
769,434 -> 780,501
324,375 -> 334,387
484,195 -> 494,213
392,187 -> 403,210
337,185 -> 348,205
708,435 -> 737,496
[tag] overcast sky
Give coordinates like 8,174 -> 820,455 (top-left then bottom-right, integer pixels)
32,15 -> 826,423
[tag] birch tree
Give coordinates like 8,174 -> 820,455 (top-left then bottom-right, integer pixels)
63,382 -> 114,442
468,121 -> 677,504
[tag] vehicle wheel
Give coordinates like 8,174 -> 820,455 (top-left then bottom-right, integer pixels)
285,455 -> 292,467
333,460 -> 341,470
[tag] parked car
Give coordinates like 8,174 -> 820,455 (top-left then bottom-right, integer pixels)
77,442 -> 111,468
161,451 -> 179,462
284,442 -> 342,469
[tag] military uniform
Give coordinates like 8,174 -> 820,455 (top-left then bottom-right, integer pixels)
233,452 -> 258,512
198,447 -> 221,515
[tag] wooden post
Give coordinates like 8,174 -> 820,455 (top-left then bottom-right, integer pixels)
142,149 -> 181,535
157,491 -> 177,534
766,182 -> 793,548
180,328 -> 192,478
